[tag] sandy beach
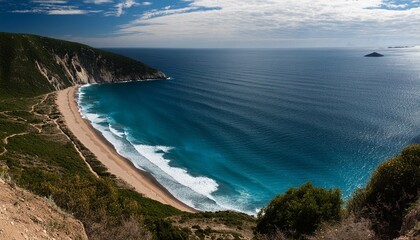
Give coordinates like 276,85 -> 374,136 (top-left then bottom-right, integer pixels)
56,86 -> 196,213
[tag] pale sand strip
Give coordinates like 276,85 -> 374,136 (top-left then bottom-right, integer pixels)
56,86 -> 196,213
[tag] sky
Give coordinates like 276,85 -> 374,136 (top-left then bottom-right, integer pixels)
0,0 -> 419,48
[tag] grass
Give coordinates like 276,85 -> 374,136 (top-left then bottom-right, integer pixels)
0,92 -> 191,239
0,86 -> 417,240
0,32 -> 163,97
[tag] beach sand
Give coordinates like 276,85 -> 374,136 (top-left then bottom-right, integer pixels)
56,86 -> 196,213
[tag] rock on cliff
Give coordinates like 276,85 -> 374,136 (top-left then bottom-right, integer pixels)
0,32 -> 166,96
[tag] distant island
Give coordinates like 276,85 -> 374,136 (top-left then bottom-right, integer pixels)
388,46 -> 413,49
364,52 -> 384,57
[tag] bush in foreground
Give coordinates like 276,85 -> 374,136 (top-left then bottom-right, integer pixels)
347,144 -> 420,239
255,182 -> 342,237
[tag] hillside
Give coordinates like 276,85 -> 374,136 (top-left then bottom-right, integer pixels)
0,33 -> 256,240
0,33 -> 418,240
0,32 -> 166,96
0,177 -> 88,240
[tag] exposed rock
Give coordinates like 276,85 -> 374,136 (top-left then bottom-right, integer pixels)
0,32 -> 167,94
0,178 -> 88,240
396,203 -> 420,240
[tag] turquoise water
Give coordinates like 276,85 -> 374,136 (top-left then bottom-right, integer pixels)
78,48 -> 420,214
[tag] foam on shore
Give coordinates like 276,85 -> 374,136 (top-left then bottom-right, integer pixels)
76,86 -> 261,214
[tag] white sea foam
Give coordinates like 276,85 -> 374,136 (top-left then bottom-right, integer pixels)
210,190 -> 256,215
77,89 -> 230,211
132,144 -> 219,198
85,113 -> 106,123
109,124 -> 125,138
80,111 -> 244,212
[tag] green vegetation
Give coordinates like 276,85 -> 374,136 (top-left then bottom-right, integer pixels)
0,33 -> 253,240
255,182 -> 342,237
170,211 -> 255,240
1,32 -> 419,240
0,89 -> 418,240
0,93 -> 189,240
347,144 -> 420,239
0,32 -> 163,97
254,145 -> 419,240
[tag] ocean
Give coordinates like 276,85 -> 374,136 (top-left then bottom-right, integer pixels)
77,48 -> 420,214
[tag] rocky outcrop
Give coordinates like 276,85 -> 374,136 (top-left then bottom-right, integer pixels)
48,49 -> 167,89
0,32 -> 167,94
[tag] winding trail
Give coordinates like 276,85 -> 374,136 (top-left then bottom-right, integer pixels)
0,147 -> 6,156
2,132 -> 29,145
0,93 -> 99,178
31,94 -> 49,115
52,118 -> 99,178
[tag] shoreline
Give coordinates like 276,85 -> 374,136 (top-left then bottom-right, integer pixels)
56,86 -> 197,213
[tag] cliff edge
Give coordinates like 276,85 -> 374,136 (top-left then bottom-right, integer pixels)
0,32 -> 166,96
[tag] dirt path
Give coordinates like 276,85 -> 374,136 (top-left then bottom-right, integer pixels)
2,132 -> 29,145
30,94 -> 49,116
0,147 -> 6,156
52,118 -> 99,178
0,93 -> 99,177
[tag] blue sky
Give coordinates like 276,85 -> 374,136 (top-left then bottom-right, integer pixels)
0,0 -> 419,48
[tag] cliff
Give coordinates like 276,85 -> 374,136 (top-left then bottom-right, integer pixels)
0,32 -> 166,96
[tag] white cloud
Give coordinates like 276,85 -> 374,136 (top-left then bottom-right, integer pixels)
84,0 -> 113,4
12,8 -> 95,15
107,0 -> 150,17
137,6 -> 198,20
48,9 -> 90,15
107,0 -> 420,47
116,0 -> 137,16
13,0 -> 101,15
32,0 -> 68,3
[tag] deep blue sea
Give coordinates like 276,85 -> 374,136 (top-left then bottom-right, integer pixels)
78,48 -> 420,214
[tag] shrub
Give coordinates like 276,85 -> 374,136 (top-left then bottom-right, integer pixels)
255,182 -> 342,237
347,144 -> 420,239
152,219 -> 190,240
88,216 -> 153,240
308,214 -> 375,240
254,229 -> 286,240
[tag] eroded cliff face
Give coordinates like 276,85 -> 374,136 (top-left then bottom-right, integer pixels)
35,48 -> 166,90
0,32 -> 166,94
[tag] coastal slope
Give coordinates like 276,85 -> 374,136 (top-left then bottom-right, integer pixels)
0,33 -> 256,239
0,32 -> 166,96
0,178 -> 88,240
56,86 -> 194,212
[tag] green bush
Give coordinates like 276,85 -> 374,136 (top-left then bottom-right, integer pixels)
152,220 -> 190,240
255,182 -> 342,237
347,144 -> 420,239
